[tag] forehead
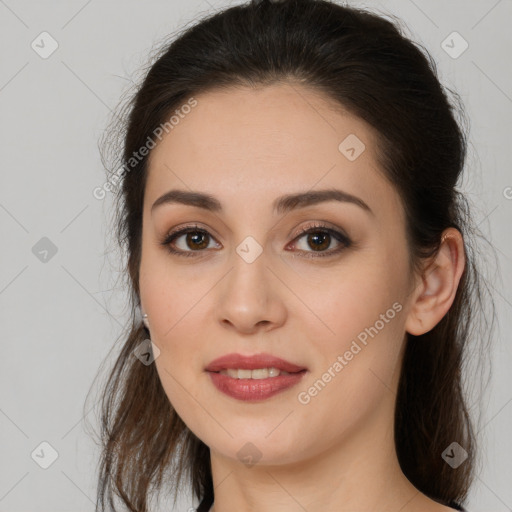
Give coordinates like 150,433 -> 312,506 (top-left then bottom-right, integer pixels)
145,82 -> 402,220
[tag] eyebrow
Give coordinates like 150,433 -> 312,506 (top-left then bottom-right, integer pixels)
151,188 -> 373,216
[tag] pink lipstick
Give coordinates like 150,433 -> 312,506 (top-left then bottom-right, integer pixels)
205,353 -> 307,402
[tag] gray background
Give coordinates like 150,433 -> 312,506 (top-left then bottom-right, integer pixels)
1,0 -> 511,511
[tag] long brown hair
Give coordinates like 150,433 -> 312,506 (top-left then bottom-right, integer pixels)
86,1 -> 498,510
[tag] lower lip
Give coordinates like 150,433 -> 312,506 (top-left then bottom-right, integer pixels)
207,370 -> 307,401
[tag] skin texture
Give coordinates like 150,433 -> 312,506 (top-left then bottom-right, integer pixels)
139,82 -> 465,512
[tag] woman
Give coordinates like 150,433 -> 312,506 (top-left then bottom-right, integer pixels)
90,1 -> 496,511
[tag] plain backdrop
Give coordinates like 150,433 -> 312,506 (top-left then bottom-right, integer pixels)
0,0 -> 511,511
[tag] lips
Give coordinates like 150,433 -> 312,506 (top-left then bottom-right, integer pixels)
205,352 -> 306,373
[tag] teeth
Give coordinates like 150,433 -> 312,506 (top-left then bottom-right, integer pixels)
219,367 -> 290,379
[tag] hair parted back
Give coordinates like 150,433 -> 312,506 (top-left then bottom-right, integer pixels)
87,0 -> 497,510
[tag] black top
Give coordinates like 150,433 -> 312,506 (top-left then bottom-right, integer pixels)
197,496 -> 467,511
448,501 -> 467,511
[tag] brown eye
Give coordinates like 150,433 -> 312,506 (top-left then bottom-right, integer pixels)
183,231 -> 210,250
290,224 -> 352,258
304,231 -> 331,251
160,225 -> 221,257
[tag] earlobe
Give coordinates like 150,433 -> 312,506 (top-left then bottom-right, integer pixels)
404,228 -> 465,336
141,307 -> 150,329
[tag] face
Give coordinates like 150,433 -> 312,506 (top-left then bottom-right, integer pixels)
139,82 -> 417,467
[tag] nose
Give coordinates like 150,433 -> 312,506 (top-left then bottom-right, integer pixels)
215,248 -> 288,335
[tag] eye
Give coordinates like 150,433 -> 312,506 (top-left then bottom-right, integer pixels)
160,222 -> 352,258
160,224 -> 221,257
287,222 -> 352,258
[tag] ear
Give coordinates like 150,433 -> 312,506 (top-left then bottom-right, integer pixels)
405,228 -> 466,336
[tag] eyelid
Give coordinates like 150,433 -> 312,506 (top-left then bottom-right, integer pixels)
290,220 -> 348,239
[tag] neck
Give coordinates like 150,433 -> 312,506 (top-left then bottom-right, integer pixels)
208,394 -> 428,512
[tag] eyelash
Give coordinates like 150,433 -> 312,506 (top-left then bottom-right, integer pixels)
159,222 -> 352,259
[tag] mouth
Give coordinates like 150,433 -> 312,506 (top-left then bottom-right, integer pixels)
205,353 -> 307,402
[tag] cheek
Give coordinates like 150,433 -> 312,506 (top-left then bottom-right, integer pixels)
299,261 -> 401,345
149,297 -> 210,429
296,253 -> 407,393
140,257 -> 212,394
140,250 -> 213,340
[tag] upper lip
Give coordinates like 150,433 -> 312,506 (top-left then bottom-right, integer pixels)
205,353 -> 307,373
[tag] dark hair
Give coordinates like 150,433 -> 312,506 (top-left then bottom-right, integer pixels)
87,0 -> 498,510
